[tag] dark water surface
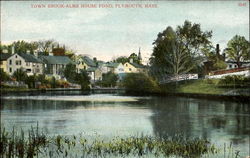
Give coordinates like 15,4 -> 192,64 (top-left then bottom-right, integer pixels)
1,91 -> 250,156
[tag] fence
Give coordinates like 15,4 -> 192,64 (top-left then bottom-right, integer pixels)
159,74 -> 198,84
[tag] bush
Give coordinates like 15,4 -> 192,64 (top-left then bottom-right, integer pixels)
75,70 -> 91,90
122,73 -> 160,94
0,69 -> 10,82
100,71 -> 118,87
12,69 -> 27,81
25,75 -> 36,88
218,75 -> 250,87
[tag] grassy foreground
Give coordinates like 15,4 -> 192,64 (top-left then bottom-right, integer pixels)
0,125 -> 220,158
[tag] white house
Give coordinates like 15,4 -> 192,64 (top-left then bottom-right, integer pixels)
39,55 -> 75,79
7,53 -> 44,76
226,60 -> 250,69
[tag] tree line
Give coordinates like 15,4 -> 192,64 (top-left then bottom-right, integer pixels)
149,20 -> 250,80
0,39 -> 76,59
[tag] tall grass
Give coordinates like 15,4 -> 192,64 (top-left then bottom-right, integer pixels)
0,125 -> 242,158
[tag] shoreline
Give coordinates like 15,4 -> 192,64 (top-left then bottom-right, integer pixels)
1,87 -> 249,103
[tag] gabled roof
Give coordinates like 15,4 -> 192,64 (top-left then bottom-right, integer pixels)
18,53 -> 43,63
87,67 -> 97,72
106,62 -> 121,68
0,53 -> 12,61
81,56 -> 96,67
40,55 -> 75,65
226,60 -> 250,64
127,62 -> 145,68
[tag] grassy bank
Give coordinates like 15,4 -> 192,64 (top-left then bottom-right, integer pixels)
0,125 -> 221,158
162,79 -> 226,95
161,78 -> 250,96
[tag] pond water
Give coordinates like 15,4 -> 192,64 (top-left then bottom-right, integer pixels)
1,91 -> 250,157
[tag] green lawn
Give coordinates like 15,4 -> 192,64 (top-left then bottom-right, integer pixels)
162,79 -> 231,95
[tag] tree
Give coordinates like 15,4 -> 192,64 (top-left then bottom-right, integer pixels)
150,20 -> 212,79
12,69 -> 27,81
37,39 -> 58,55
128,53 -> 141,64
114,53 -> 141,64
114,56 -> 129,64
122,73 -> 160,94
25,75 -> 36,88
101,71 -> 118,87
63,63 -> 77,83
9,40 -> 39,54
224,35 -> 250,68
75,70 -> 91,90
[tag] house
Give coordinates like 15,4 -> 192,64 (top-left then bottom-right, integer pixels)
123,61 -> 146,73
86,67 -> 102,82
106,62 -> 125,74
76,55 -> 96,72
7,52 -> 44,76
105,62 -> 125,81
206,66 -> 250,79
0,52 -> 12,72
76,56 -> 103,82
226,60 -> 250,69
40,55 -> 75,79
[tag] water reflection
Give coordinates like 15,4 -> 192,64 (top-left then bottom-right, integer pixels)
1,92 -> 250,155
145,97 -> 250,155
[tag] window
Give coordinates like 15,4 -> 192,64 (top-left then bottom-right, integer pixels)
129,68 -> 132,71
26,62 -> 30,66
26,69 -> 31,72
9,68 -> 12,72
84,66 -> 86,70
15,60 -> 21,65
15,55 -> 17,58
126,64 -> 128,67
9,60 -> 12,65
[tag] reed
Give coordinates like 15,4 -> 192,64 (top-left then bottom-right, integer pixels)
0,125 -> 241,158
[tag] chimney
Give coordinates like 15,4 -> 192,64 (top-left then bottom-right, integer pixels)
222,53 -> 226,61
216,44 -> 220,56
34,50 -> 38,57
11,46 -> 15,54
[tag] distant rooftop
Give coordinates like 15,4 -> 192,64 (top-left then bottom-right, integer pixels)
81,56 -> 96,67
40,55 -> 75,65
18,53 -> 43,63
129,62 -> 145,68
0,53 -> 12,61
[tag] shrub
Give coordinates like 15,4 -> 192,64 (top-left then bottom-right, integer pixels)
100,71 -> 118,87
122,73 -> 160,94
12,69 -> 27,81
0,69 -> 10,82
218,75 -> 250,87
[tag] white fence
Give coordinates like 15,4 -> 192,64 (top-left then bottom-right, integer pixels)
206,70 -> 250,79
159,74 -> 198,84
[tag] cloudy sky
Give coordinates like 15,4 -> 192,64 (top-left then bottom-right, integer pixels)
1,1 -> 249,63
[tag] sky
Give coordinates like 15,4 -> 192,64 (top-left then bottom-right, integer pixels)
1,1 -> 249,63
